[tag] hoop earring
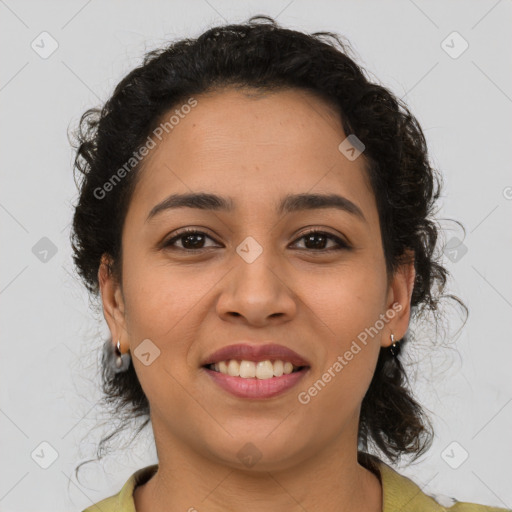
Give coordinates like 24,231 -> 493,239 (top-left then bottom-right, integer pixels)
104,338 -> 131,373
389,333 -> 400,357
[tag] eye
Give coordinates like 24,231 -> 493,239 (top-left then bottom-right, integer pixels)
162,228 -> 219,252
291,229 -> 350,252
162,228 -> 350,253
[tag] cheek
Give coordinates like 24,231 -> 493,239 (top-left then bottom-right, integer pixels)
303,259 -> 387,338
121,254 -> 209,339
120,257 -> 206,407
299,272 -> 383,409
121,255 -> 225,386
300,261 -> 385,395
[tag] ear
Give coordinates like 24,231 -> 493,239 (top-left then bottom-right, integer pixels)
381,249 -> 416,348
98,253 -> 128,351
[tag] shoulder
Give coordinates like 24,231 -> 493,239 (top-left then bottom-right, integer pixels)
428,491 -> 510,512
81,464 -> 158,512
445,502 -> 510,512
82,494 -> 118,512
375,459 -> 510,512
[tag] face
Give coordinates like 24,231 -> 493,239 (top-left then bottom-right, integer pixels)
99,87 -> 415,472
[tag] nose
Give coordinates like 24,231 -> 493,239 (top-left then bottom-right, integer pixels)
215,247 -> 297,327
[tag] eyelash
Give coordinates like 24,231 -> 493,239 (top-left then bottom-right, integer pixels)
162,228 -> 350,253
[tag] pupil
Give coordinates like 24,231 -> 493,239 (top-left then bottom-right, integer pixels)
305,233 -> 326,249
183,234 -> 204,249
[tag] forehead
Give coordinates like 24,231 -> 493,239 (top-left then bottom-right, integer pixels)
170,87 -> 344,156
127,87 -> 377,225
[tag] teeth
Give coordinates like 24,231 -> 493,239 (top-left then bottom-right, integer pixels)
239,361 -> 256,378
256,360 -> 274,379
272,360 -> 283,376
208,359 -> 303,379
227,360 -> 240,377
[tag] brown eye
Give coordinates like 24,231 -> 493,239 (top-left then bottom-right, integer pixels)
163,229 -> 219,251
292,230 -> 350,252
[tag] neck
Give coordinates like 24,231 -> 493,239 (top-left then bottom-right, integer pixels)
134,423 -> 382,512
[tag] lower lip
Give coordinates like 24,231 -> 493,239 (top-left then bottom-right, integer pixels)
203,367 -> 309,399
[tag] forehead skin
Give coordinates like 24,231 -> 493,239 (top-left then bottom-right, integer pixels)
124,87 -> 382,269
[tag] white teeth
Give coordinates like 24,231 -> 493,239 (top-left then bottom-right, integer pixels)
273,360 -> 284,377
256,360 -> 274,379
227,360 -> 240,377
239,361 -> 256,378
209,359 -> 303,379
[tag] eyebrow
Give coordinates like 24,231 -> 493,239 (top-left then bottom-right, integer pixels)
146,192 -> 367,224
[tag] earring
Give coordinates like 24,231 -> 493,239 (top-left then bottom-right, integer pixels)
104,338 -> 131,373
389,333 -> 400,357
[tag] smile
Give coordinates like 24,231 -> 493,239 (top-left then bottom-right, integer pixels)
202,360 -> 310,399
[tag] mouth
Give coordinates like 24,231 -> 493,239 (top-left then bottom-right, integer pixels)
200,343 -> 311,399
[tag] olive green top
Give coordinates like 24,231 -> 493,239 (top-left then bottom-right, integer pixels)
82,460 -> 510,512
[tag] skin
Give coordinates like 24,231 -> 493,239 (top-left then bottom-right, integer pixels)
98,87 -> 415,512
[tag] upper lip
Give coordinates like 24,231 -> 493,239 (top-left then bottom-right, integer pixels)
201,343 -> 311,367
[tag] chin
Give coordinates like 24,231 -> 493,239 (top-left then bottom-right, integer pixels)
203,433 -> 312,473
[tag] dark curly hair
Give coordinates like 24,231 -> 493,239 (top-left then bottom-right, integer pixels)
70,15 -> 468,480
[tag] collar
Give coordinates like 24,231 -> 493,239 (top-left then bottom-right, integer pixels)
90,459 -> 447,512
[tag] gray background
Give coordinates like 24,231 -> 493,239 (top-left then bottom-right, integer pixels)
1,0 -> 511,510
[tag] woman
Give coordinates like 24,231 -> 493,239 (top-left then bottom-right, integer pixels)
70,15 -> 508,512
